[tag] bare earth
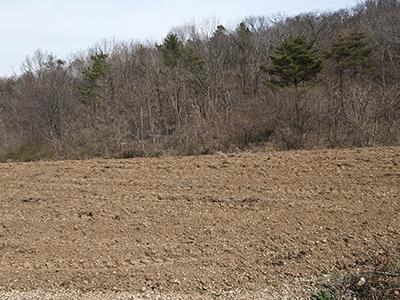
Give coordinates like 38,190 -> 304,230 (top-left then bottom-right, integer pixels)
0,147 -> 399,299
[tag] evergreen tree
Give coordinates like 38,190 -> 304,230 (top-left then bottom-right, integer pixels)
327,31 -> 372,76
213,25 -> 227,38
210,25 -> 230,61
265,37 -> 323,88
263,37 -> 323,149
158,33 -> 183,68
326,31 -> 373,103
43,55 -> 66,70
158,33 -> 207,86
78,52 -> 109,97
183,48 -> 208,87
236,22 -> 253,50
235,22 -> 255,94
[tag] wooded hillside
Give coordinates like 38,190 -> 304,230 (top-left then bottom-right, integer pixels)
0,0 -> 399,161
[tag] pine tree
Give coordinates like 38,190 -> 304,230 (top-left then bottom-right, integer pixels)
327,31 -> 372,76
158,33 -> 207,87
235,22 -> 254,94
213,25 -> 227,38
265,37 -> 323,88
158,33 -> 183,68
263,37 -> 323,149
236,23 -> 253,49
326,31 -> 373,104
324,31 -> 373,146
183,48 -> 208,87
78,52 -> 109,97
210,25 -> 230,62
43,55 -> 65,70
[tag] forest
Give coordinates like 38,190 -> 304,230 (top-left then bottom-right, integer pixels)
0,0 -> 399,161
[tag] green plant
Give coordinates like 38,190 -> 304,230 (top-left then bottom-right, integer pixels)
310,289 -> 336,300
264,37 -> 323,88
236,22 -> 253,50
157,33 -> 183,68
327,31 -> 372,77
262,37 -> 323,149
326,30 -> 373,105
78,52 -> 109,97
313,253 -> 400,300
182,48 -> 208,85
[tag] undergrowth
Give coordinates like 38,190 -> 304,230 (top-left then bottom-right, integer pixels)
311,252 -> 400,300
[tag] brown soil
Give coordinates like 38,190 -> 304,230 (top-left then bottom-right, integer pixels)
0,147 -> 399,299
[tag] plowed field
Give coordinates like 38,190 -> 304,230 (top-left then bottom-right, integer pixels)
1,147 -> 399,299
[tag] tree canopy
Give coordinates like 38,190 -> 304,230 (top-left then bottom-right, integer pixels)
327,31 -> 373,75
265,37 -> 323,87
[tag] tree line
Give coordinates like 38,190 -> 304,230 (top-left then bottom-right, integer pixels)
0,0 -> 399,161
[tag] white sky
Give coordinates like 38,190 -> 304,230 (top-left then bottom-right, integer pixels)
0,0 -> 358,76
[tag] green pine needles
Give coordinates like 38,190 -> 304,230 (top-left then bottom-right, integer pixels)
265,37 -> 323,88
327,31 -> 373,75
78,52 -> 109,97
157,33 -> 208,85
157,33 -> 184,68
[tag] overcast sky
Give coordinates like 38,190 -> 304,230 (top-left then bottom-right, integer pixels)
0,0 -> 358,76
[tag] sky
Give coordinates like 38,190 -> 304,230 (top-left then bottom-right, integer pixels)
0,0 -> 359,76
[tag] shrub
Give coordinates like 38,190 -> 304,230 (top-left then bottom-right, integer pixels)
310,289 -> 336,300
313,252 -> 400,300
